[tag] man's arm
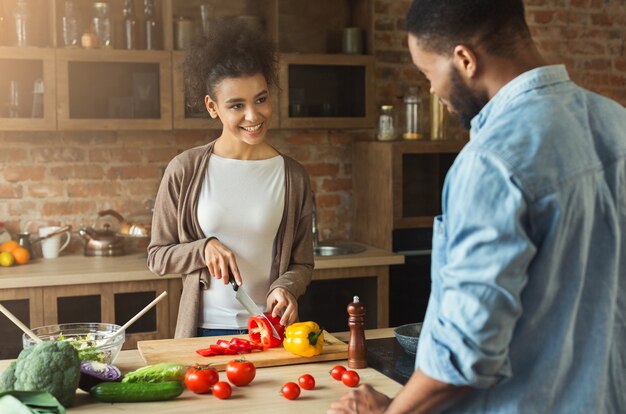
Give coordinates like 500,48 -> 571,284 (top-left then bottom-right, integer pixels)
327,368 -> 471,414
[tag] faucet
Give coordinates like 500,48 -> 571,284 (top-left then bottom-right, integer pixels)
311,191 -> 319,249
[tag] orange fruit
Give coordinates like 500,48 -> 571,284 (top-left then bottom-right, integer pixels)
12,246 -> 30,265
0,240 -> 19,253
0,251 -> 14,267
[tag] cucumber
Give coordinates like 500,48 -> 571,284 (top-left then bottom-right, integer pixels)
90,380 -> 184,402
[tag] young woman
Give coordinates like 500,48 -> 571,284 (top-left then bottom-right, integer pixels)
147,22 -> 314,338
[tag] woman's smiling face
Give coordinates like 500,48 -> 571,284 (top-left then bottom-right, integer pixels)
205,73 -> 273,146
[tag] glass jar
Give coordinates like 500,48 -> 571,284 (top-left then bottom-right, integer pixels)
144,0 -> 158,50
13,0 -> 31,47
429,93 -> 448,140
92,2 -> 112,48
403,86 -> 422,140
122,0 -> 137,49
377,105 -> 397,141
62,1 -> 79,48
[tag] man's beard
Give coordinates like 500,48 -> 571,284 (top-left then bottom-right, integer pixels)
448,67 -> 489,130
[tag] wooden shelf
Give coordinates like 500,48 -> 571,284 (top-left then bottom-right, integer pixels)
353,140 -> 467,250
0,47 -> 57,130
278,53 -> 376,129
56,48 -> 172,130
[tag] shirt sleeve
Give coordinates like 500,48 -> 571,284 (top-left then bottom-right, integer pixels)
416,148 -> 537,388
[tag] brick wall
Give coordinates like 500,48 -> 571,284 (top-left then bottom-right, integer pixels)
1,0 -> 624,253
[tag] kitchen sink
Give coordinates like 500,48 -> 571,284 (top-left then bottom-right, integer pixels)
313,241 -> 366,257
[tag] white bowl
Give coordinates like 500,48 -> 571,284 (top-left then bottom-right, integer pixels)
23,322 -> 124,364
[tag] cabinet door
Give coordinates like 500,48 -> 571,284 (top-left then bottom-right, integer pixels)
56,49 -> 172,130
43,280 -> 170,349
279,53 -> 376,129
0,287 -> 44,359
0,47 -> 56,130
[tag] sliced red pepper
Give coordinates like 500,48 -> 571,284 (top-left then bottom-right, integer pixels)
248,312 -> 285,349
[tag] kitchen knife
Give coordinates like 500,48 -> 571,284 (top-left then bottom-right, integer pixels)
229,272 -> 281,340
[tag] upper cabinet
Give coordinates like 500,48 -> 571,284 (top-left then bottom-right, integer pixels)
0,0 -> 374,131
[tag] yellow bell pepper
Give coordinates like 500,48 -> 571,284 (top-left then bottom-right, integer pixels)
283,321 -> 324,357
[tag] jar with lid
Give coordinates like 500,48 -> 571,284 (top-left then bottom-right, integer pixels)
92,2 -> 112,48
377,105 -> 397,141
403,86 -> 422,140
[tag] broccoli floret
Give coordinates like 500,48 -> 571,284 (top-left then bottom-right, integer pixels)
0,361 -> 17,392
11,341 -> 80,407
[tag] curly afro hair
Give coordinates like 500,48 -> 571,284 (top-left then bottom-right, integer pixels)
183,20 -> 278,114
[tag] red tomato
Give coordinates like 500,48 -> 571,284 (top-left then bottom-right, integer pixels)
226,358 -> 256,386
281,382 -> 301,400
248,312 -> 285,348
298,374 -> 315,390
330,365 -> 347,381
212,381 -> 232,399
184,364 -> 219,394
341,370 -> 360,387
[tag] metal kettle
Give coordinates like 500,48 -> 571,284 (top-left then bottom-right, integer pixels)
78,223 -> 125,257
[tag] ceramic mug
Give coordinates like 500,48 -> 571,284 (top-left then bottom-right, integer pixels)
38,226 -> 71,259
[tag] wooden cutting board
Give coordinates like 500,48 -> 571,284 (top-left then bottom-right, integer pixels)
137,331 -> 348,370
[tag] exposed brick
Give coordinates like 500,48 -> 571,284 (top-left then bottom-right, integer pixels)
569,40 -> 606,55
145,148 -> 179,163
67,182 -> 122,197
615,58 -> 626,72
3,167 -> 46,182
28,183 -> 66,198
322,178 -> 352,192
591,12 -> 612,26
375,50 -> 412,65
174,130 -> 215,148
120,181 -> 160,198
583,58 -> 613,71
316,194 -> 340,209
89,148 -> 143,163
285,131 -> 328,146
281,147 -> 312,163
0,183 -> 23,199
532,10 -> 555,24
42,201 -> 97,216
6,201 -> 37,217
304,163 -> 340,178
50,166 -> 105,180
31,148 -> 86,163
106,165 -> 162,180
0,148 -> 27,163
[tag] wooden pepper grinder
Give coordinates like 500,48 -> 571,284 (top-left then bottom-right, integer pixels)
347,295 -> 367,368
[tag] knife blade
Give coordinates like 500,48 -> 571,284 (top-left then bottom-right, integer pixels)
229,272 -> 281,340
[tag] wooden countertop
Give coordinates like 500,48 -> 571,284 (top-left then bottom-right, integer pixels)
0,329 -> 403,413
0,243 -> 403,289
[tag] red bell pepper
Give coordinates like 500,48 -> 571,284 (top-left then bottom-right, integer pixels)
196,337 -> 262,357
248,312 -> 285,349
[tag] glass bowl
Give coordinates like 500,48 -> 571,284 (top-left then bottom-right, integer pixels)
394,322 -> 423,355
23,322 -> 124,364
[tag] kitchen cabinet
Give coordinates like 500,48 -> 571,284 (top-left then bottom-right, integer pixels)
0,0 -> 374,131
0,287 -> 43,360
353,140 -> 466,251
56,48 -> 172,130
0,47 -> 56,130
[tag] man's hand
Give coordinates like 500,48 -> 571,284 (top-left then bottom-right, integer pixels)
204,238 -> 242,285
328,384 -> 392,414
267,288 -> 298,326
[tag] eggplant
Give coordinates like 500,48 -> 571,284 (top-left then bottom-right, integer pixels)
79,361 -> 122,392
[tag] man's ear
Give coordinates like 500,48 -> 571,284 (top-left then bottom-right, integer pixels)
452,45 -> 478,79
205,95 -> 219,119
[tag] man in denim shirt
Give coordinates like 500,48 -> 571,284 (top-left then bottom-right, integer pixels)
329,1 -> 626,413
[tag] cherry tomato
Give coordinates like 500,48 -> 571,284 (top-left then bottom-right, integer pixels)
184,364 -> 219,394
281,382 -> 301,400
330,365 -> 347,381
226,358 -> 256,386
298,374 -> 315,390
341,370 -> 360,387
212,381 -> 232,399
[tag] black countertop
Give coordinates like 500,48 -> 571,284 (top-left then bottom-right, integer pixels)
365,337 -> 416,385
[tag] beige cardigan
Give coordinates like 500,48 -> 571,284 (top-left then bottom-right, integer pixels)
147,141 -> 314,338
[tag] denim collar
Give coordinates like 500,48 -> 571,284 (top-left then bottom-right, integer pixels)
470,65 -> 570,138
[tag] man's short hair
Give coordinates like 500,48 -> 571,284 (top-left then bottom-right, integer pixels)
406,0 -> 532,56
